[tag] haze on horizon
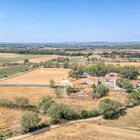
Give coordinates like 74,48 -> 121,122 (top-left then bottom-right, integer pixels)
0,0 -> 140,43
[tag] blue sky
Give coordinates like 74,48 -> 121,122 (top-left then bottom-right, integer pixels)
0,0 -> 140,42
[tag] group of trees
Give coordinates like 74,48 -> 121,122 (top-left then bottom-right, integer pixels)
125,88 -> 140,107
20,94 -> 124,134
86,63 -> 138,79
100,51 -> 140,59
116,78 -> 133,92
0,48 -> 92,56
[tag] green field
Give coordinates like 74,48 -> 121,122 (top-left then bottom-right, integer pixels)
0,54 -> 42,64
0,67 -> 30,79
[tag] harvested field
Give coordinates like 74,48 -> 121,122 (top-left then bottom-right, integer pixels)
17,55 -> 59,63
0,86 -> 126,110
0,107 -> 26,134
0,68 -> 70,85
0,53 -> 21,58
0,87 -> 55,105
25,122 -> 140,140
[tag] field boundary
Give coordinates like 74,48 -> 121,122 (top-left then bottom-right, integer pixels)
0,67 -> 41,82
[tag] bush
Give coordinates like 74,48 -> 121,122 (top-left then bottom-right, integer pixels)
0,99 -> 14,108
98,99 -> 123,119
14,97 -> 29,106
49,79 -> 55,88
20,112 -> 41,134
66,86 -> 76,95
4,131 -> 13,138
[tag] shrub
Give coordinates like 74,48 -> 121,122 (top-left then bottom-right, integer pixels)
14,97 -> 29,106
98,99 -> 123,119
49,79 -> 55,88
20,112 -> 41,134
54,89 -> 64,99
0,99 -> 14,108
66,86 -> 76,95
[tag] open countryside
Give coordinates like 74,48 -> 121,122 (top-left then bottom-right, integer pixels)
1,0 -> 140,140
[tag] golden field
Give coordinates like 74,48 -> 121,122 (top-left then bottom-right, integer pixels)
25,122 -> 140,140
16,55 -> 59,63
0,107 -> 26,133
0,86 -> 55,105
0,86 -> 126,110
0,53 -> 21,58
0,68 -> 70,85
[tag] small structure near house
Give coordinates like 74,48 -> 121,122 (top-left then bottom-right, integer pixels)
60,80 -> 72,86
105,73 -> 120,85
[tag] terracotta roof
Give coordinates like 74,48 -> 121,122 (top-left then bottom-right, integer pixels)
79,88 -> 94,94
71,79 -> 86,85
74,84 -> 91,89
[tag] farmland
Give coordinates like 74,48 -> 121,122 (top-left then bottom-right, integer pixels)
0,68 -> 70,85
0,49 -> 140,139
0,66 -> 29,79
25,122 -> 140,140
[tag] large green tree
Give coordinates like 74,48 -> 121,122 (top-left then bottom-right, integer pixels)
98,99 -> 123,119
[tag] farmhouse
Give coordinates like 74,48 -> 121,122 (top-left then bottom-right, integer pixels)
82,77 -> 99,85
105,72 -> 120,85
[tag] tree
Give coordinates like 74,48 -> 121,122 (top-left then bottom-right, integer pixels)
125,88 -> 140,107
116,78 -> 133,92
14,97 -> 29,106
66,86 -> 75,95
49,79 -> 55,88
120,67 -> 138,80
94,84 -> 109,98
24,59 -> 29,63
20,112 -> 41,133
38,95 -> 55,114
98,99 -> 123,119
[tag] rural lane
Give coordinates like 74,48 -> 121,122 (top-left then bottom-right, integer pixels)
7,116 -> 102,140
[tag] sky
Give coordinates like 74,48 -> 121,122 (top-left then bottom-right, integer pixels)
0,0 -> 140,42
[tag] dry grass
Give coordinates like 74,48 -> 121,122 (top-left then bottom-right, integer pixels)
98,105 -> 140,128
17,55 -> 59,63
0,66 -> 7,70
55,91 -> 126,110
0,107 -> 26,133
25,122 -> 140,140
0,68 -> 70,85
0,53 -> 22,58
0,87 -> 55,105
